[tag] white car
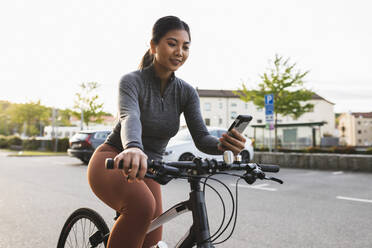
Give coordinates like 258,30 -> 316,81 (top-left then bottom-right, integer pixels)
163,127 -> 254,162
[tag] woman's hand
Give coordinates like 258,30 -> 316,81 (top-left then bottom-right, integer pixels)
217,129 -> 246,155
114,147 -> 148,183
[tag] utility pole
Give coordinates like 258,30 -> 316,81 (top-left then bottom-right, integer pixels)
80,107 -> 84,130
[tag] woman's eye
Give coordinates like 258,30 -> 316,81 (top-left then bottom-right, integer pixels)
183,46 -> 189,51
168,43 -> 176,47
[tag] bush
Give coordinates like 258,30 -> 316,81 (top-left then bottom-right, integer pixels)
0,135 -> 8,148
330,146 -> 356,154
58,138 -> 69,152
22,138 -> 41,150
304,147 -> 330,153
7,136 -> 22,146
45,138 -> 70,152
365,147 -> 372,155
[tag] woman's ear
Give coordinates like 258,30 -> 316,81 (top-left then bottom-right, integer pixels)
150,40 -> 156,55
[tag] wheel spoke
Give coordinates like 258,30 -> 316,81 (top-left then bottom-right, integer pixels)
58,209 -> 109,248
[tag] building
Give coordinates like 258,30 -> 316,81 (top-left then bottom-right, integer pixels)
338,112 -> 372,146
194,89 -> 335,148
43,115 -> 117,139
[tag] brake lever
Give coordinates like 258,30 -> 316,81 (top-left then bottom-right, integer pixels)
265,177 -> 284,184
145,172 -> 173,185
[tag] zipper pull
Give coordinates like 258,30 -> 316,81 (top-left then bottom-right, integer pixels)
161,97 -> 164,111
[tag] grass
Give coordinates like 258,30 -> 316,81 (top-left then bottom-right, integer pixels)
3,149 -> 67,157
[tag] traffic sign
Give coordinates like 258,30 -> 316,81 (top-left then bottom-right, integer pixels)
264,94 -> 274,124
265,94 -> 274,105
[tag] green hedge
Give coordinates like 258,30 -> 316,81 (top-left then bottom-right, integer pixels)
0,136 -> 69,152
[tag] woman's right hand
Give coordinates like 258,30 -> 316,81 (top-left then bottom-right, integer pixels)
114,147 -> 148,183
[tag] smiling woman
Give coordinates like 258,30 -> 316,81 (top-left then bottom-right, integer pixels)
86,16 -> 247,248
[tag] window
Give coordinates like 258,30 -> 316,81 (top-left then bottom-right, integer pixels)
231,103 -> 237,107
204,103 -> 211,111
357,121 -> 361,125
219,118 -> 223,125
94,131 -> 109,140
358,130 -> 362,134
205,118 -> 210,126
358,139 -> 362,143
256,107 -> 263,112
230,111 -> 237,119
245,103 -> 249,109
257,119 -> 263,124
219,102 -> 223,109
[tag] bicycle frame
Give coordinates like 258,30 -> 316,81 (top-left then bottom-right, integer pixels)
147,177 -> 215,248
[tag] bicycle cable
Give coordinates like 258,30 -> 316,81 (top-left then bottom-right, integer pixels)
202,181 -> 226,242
177,174 -> 236,245
213,177 -> 242,245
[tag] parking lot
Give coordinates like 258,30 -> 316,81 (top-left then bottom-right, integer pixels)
0,152 -> 372,247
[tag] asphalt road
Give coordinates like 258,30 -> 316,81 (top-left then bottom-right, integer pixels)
0,151 -> 372,248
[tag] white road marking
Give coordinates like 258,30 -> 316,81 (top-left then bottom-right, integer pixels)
336,196 -> 372,204
230,183 -> 277,191
332,171 -> 344,175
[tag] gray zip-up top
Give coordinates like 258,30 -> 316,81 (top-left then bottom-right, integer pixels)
105,64 -> 222,160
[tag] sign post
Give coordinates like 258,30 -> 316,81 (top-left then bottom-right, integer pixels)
265,94 -> 274,152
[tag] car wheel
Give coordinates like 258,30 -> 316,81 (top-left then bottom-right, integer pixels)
81,157 -> 90,165
240,150 -> 250,162
179,153 -> 195,161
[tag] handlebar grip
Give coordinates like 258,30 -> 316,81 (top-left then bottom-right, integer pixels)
259,164 -> 280,173
105,158 -> 114,169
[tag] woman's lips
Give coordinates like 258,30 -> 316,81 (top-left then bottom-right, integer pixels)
170,59 -> 182,66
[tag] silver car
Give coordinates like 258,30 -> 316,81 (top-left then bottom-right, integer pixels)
163,127 -> 254,162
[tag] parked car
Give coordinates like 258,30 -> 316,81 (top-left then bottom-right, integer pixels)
67,130 -> 111,164
163,127 -> 254,162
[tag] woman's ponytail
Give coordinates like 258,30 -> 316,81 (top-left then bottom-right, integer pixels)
139,49 -> 154,70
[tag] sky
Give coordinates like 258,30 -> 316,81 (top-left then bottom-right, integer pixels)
1,0 -> 371,115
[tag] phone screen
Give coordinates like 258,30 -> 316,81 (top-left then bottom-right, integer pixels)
228,115 -> 252,137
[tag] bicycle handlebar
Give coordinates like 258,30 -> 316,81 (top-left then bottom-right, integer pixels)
105,156 -> 283,185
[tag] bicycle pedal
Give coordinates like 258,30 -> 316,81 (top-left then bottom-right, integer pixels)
89,230 -> 105,247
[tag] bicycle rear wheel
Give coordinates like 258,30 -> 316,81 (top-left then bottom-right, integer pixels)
57,208 -> 110,248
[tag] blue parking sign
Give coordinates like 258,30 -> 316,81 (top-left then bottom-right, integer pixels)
265,94 -> 274,105
265,94 -> 274,124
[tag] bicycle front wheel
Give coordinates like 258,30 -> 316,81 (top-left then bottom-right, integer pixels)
57,208 -> 110,248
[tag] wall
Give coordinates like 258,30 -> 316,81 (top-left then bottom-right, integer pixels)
253,151 -> 372,172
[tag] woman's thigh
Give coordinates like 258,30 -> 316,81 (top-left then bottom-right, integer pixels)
87,144 -> 157,215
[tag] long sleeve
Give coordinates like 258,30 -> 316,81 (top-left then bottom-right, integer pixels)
184,87 -> 223,155
118,76 -> 143,151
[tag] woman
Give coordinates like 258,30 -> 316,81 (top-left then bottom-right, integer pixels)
87,16 -> 246,248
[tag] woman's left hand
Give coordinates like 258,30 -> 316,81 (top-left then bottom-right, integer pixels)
217,129 -> 246,155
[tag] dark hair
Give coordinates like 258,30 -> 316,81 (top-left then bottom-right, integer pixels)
139,16 -> 191,69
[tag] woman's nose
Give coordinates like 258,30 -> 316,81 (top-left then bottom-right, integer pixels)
175,46 -> 183,57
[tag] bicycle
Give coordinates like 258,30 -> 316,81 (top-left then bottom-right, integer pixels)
57,151 -> 283,248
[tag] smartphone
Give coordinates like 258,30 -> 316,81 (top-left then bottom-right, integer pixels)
227,115 -> 253,138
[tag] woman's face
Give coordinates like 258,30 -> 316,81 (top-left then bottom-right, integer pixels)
151,29 -> 190,72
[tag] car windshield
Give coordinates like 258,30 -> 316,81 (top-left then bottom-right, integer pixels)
73,133 -> 90,140
173,129 -> 192,141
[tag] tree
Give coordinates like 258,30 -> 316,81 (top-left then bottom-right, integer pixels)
234,54 -> 314,149
73,82 -> 106,129
8,100 -> 51,136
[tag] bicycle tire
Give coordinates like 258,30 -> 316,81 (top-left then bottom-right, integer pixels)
57,208 -> 110,248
